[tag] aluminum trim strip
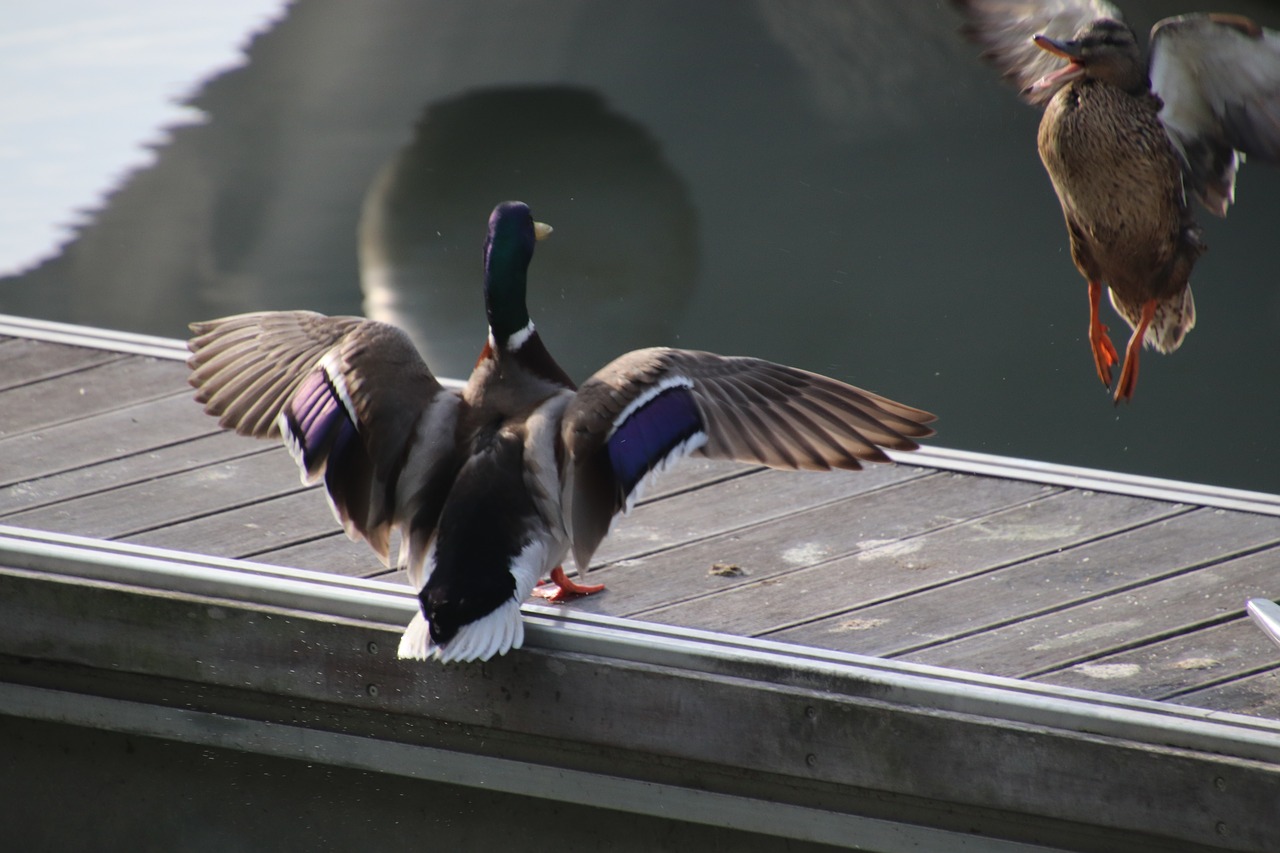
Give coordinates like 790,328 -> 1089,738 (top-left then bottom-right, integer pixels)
1247,598 -> 1280,652
0,314 -> 190,361
2,524 -> 1277,765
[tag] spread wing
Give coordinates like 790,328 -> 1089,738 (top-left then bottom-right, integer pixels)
187,311 -> 364,439
950,0 -> 1122,106
1151,13 -> 1280,216
187,311 -> 462,578
560,347 -> 936,571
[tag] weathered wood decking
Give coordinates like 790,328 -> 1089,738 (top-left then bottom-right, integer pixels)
3,326 -> 1279,721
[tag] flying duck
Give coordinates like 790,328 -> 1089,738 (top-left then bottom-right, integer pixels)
951,0 -> 1280,402
187,201 -> 935,662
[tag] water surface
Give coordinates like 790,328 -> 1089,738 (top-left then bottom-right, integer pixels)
3,0 -> 1279,493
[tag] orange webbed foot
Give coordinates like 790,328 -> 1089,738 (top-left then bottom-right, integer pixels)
531,565 -> 606,602
1086,280 -> 1119,389
1112,300 -> 1156,405
1113,354 -> 1139,404
1090,326 -> 1119,389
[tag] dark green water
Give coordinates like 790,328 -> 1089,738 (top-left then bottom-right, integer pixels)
4,0 -> 1279,492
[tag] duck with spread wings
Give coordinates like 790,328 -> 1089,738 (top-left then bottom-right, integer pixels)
186,201 -> 936,663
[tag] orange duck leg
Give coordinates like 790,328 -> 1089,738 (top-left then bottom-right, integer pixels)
531,565 -> 606,602
1088,281 -> 1119,389
1114,298 -> 1157,404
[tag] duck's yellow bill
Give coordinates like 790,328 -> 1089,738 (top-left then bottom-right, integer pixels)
534,221 -> 553,241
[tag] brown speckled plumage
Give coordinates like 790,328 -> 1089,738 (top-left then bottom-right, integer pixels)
952,1 -> 1280,402
1038,72 -> 1203,357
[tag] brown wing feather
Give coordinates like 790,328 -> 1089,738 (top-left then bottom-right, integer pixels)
565,347 -> 934,470
187,311 -> 462,577
561,347 -> 935,570
671,350 -> 934,469
187,311 -> 365,438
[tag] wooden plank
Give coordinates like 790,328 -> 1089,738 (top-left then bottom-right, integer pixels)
256,460 -> 765,579
1032,618 -> 1280,701
1170,668 -> 1280,720
242,464 -> 929,581
589,461 -> 929,567
0,338 -> 120,391
0,393 -> 219,487
7,336 -> 1280,729
0,432 -> 267,517
575,472 -> 1051,619
120,489 -> 363,558
631,457 -> 755,502
767,507 -> 1280,657
636,488 -> 1177,638
253,531 -> 393,577
903,539 -> 1280,678
0,356 -> 187,436
138,463 -> 923,574
2,450 -> 308,539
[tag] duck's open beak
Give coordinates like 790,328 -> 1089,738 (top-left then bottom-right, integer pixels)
534,221 -> 553,241
1033,34 -> 1082,61
1022,34 -> 1086,100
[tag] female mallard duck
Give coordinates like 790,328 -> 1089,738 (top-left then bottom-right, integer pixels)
952,1 -> 1280,402
187,201 -> 935,663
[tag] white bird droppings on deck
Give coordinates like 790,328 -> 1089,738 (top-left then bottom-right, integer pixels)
1174,657 -> 1219,671
856,539 -> 922,561
834,618 -> 887,632
1030,619 -> 1143,651
971,521 -> 1082,541
1074,663 -> 1142,680
781,543 -> 830,565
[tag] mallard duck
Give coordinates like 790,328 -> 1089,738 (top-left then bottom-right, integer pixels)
187,201 -> 935,663
951,1 -> 1280,402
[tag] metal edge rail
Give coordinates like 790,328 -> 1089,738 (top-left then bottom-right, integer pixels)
0,313 -> 190,361
2,523 -> 1277,766
1248,598 -> 1280,652
895,445 -> 1280,518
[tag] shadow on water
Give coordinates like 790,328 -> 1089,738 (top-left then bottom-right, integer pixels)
359,87 -> 697,381
2,0 -> 1279,491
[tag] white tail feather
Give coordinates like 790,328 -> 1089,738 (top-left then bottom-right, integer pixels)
435,599 -> 525,663
396,538 -> 549,663
395,599 -> 526,663
397,611 -> 434,660
1109,284 -> 1196,355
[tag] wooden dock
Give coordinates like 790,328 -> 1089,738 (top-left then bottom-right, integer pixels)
3,315 -> 1280,852
4,320 -> 1279,716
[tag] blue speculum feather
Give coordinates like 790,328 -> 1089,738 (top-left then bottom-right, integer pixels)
325,411 -> 361,479
285,370 -> 357,476
607,385 -> 704,499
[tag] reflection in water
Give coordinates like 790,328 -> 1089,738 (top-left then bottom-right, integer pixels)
1,0 -> 1279,491
360,87 -> 697,380
0,2 -> 287,274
